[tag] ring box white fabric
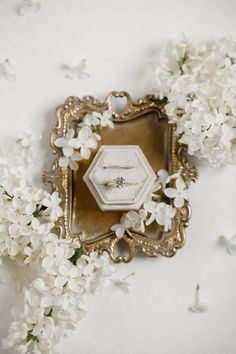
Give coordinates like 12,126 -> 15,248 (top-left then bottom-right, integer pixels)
83,145 -> 156,211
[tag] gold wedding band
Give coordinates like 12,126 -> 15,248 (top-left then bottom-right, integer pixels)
102,165 -> 134,169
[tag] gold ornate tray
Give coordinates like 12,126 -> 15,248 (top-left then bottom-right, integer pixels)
44,91 -> 197,263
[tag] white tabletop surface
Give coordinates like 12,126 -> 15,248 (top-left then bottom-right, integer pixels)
0,1 -> 236,353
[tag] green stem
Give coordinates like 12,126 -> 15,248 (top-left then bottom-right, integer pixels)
69,245 -> 86,265
178,52 -> 189,75
26,329 -> 39,343
33,205 -> 47,218
92,126 -> 101,134
45,308 -> 53,317
0,185 -> 13,200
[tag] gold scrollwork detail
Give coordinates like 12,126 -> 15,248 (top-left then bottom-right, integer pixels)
44,91 -> 197,263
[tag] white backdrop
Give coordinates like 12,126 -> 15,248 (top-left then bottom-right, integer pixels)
0,1 -> 236,353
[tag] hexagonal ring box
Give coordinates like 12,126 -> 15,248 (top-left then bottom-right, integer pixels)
83,145 -> 156,211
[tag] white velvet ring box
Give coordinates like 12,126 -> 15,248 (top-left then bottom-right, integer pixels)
83,145 -> 156,211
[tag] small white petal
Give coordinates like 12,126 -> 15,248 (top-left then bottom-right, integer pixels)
62,146 -> 74,157
54,137 -> 66,148
25,203 -> 36,215
59,157 -> 69,168
55,276 -> 67,288
42,256 -> 54,269
176,178 -> 186,192
71,151 -> 82,161
69,159 -> 79,170
41,296 -> 53,307
116,227 -> 125,239
174,195 -> 184,208
66,129 -> 75,140
146,214 -> 156,226
81,146 -> 91,159
69,138 -> 80,148
164,188 -> 178,198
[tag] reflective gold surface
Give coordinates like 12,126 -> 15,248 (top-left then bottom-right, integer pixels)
72,114 -> 168,240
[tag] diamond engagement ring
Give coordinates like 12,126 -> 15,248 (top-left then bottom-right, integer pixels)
103,176 -> 137,189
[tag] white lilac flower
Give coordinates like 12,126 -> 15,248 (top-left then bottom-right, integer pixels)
156,169 -> 170,188
54,129 -> 83,170
70,126 -> 101,159
179,133 -> 204,156
153,35 -> 236,166
2,321 -> 30,350
8,213 -> 31,238
22,188 -> 44,216
17,0 -> 41,16
77,252 -> 115,293
0,130 -> 116,354
204,113 -> 226,138
32,316 -> 55,340
59,152 -> 82,170
24,279 -> 49,308
82,112 -> 100,128
54,128 -> 78,155
42,242 -> 73,275
219,234 -> 236,255
111,210 -> 147,239
164,178 -> 189,208
96,252 -> 115,276
144,201 -> 176,231
81,251 -> 105,269
55,262 -> 82,292
156,169 -> 179,189
17,128 -> 41,148
220,122 -> 236,151
24,219 -> 52,264
113,272 -> 135,294
80,111 -> 114,129
189,284 -> 208,313
55,111 -> 113,170
66,58 -> 90,80
3,128 -> 43,168
111,213 -> 133,239
41,191 -> 63,221
126,210 -> 147,233
96,110 -> 114,129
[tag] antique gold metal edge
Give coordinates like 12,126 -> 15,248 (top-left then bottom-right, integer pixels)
43,91 -> 198,263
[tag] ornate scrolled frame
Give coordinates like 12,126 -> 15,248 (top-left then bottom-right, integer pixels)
43,91 -> 198,263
